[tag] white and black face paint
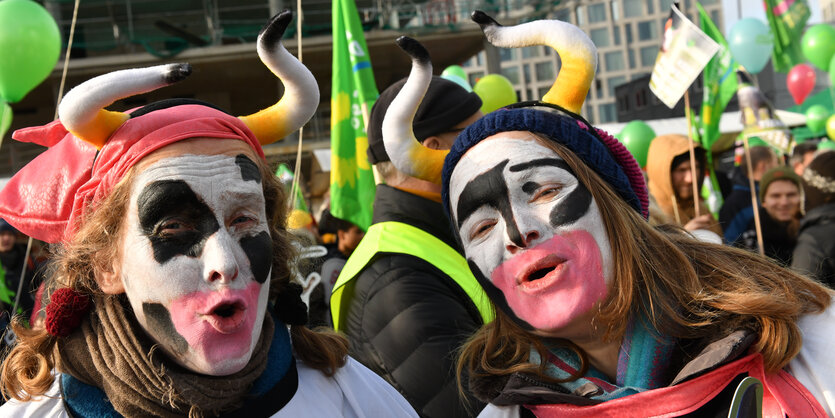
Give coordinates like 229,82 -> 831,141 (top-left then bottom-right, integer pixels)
120,153 -> 272,376
449,133 -> 613,337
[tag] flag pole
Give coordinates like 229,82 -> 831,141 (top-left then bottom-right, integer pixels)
684,90 -> 701,217
289,0 -> 306,211
742,135 -> 765,255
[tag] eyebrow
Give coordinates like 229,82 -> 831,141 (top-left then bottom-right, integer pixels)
508,158 -> 573,173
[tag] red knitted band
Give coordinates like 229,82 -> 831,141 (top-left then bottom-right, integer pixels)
45,288 -> 92,337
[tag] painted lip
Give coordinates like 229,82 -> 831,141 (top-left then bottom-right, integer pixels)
493,235 -> 573,294
199,295 -> 248,334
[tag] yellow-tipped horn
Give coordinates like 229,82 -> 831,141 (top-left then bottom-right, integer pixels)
57,64 -> 192,149
381,36 -> 448,185
471,11 -> 597,114
239,10 -> 319,145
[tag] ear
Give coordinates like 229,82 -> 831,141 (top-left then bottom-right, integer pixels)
97,266 -> 125,294
422,136 -> 443,150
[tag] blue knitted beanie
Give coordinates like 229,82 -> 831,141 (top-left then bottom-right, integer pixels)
441,104 -> 649,220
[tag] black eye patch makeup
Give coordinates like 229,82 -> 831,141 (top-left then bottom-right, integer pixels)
239,231 -> 272,284
235,154 -> 262,183
509,158 -> 591,228
137,180 -> 220,263
457,160 -> 525,247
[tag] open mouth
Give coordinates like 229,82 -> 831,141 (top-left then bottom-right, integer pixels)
527,266 -> 556,282
201,300 -> 247,333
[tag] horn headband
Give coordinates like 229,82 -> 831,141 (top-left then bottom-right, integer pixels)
0,10 -> 319,243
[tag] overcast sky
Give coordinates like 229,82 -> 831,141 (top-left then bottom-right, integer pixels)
721,0 -> 823,32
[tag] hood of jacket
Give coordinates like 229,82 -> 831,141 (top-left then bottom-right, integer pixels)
646,134 -> 707,224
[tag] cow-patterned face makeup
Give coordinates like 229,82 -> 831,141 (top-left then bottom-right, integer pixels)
449,132 -> 613,338
119,152 -> 272,376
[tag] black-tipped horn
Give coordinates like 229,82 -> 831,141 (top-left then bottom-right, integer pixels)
259,9 -> 293,50
396,36 -> 431,63
163,63 -> 192,84
471,10 -> 501,27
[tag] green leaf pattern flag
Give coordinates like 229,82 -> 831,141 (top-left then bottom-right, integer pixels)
331,0 -> 379,231
275,163 -> 309,213
697,3 -> 737,153
763,0 -> 810,73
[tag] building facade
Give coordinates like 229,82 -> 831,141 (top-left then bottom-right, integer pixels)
460,0 -> 725,124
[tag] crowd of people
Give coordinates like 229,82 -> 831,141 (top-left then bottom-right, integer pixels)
0,9 -> 832,418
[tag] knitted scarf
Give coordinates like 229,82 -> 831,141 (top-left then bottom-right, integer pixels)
58,295 -> 275,417
532,317 -> 675,401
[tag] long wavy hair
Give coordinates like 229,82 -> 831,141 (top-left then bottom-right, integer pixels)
457,134 -> 831,393
2,154 -> 347,401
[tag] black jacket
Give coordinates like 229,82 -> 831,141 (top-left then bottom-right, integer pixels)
792,203 -> 835,288
719,168 -> 758,248
342,185 -> 484,418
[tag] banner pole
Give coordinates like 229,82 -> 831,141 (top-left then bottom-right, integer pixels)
743,135 -> 765,256
684,90 -> 701,217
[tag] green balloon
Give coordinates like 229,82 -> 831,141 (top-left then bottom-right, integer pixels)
473,74 -> 517,114
802,24 -> 835,71
0,101 -> 11,141
806,104 -> 830,135
616,121 -> 656,168
0,0 -> 61,103
817,139 -> 835,151
829,54 -> 835,86
441,65 -> 467,81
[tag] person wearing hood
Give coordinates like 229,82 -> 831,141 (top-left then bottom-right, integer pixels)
646,134 -> 722,237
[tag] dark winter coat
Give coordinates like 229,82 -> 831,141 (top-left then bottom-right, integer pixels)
342,185 -> 484,418
719,167 -> 759,248
792,203 -> 835,288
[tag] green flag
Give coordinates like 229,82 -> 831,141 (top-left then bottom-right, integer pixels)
331,0 -> 379,231
763,0 -> 810,72
275,163 -> 309,213
697,3 -> 737,152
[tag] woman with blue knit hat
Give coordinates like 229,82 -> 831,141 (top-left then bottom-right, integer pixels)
382,11 -> 835,417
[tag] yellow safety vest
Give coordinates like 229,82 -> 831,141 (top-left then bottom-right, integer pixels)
330,221 -> 494,331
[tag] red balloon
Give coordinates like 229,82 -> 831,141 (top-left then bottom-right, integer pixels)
787,63 -> 816,105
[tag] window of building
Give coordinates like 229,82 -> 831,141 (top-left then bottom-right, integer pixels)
526,89 -> 534,101
500,48 -> 515,62
640,45 -> 658,67
618,94 -> 630,112
590,28 -> 610,47
515,90 -> 522,101
635,89 -> 648,108
701,0 -> 717,4
502,66 -> 521,84
588,3 -> 607,23
624,0 -> 643,17
660,0 -> 675,10
535,61 -> 554,82
596,78 -> 603,99
468,71 -> 484,87
538,86 -> 550,98
625,23 -> 633,44
604,51 -> 625,71
637,20 -> 658,41
613,26 -> 621,46
628,48 -> 636,68
645,0 -> 655,14
711,10 -> 721,26
599,103 -> 616,123
521,46 -> 540,59
608,75 -> 626,97
523,64 -> 531,83
576,5 -> 586,25
554,7 -> 572,22
611,0 -> 620,20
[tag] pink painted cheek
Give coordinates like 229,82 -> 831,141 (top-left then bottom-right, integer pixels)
168,282 -> 262,364
491,230 -> 607,331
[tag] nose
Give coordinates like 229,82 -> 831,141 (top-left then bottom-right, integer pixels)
505,228 -> 541,254
202,230 -> 240,284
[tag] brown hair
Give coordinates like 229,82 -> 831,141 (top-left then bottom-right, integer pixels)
457,134 -> 831,394
2,155 -> 347,401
